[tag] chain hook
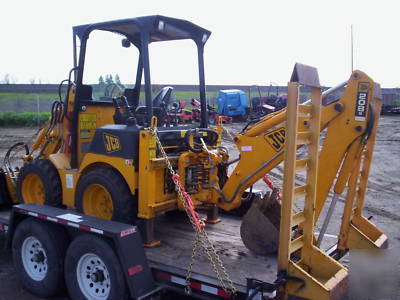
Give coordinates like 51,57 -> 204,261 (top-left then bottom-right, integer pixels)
150,116 -> 158,130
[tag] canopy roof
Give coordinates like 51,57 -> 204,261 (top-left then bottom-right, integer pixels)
73,15 -> 211,46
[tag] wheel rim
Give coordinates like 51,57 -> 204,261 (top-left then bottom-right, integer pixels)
82,184 -> 113,220
76,253 -> 111,300
22,173 -> 45,204
21,236 -> 48,281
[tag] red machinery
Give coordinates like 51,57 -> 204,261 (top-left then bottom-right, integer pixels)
167,101 -> 193,125
190,98 -> 232,124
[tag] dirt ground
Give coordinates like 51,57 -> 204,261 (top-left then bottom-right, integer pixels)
0,115 -> 399,299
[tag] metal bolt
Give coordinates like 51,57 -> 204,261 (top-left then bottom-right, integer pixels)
355,126 -> 363,132
334,103 -> 343,112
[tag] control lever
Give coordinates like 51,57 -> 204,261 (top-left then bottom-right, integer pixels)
113,96 -> 137,125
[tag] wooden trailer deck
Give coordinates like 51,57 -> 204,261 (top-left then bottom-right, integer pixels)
145,213 -> 279,290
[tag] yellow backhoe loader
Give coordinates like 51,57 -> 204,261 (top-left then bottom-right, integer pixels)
0,15 -> 386,263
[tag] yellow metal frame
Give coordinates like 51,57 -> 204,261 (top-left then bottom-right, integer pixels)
277,66 -> 387,299
137,130 -> 178,219
219,72 -> 375,212
279,72 -> 348,300
337,90 -> 388,250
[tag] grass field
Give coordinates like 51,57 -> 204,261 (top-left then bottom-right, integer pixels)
0,90 -> 220,111
0,92 -> 57,101
0,112 -> 50,126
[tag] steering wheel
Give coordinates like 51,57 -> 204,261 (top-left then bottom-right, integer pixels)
184,128 -> 219,153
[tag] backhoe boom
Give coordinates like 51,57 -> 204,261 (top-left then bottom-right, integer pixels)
219,70 -> 378,225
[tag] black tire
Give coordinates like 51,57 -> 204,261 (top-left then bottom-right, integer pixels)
65,234 -> 129,300
12,218 -> 69,297
17,158 -> 62,206
76,168 -> 136,224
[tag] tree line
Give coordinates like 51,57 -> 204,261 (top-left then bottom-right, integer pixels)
98,74 -> 122,86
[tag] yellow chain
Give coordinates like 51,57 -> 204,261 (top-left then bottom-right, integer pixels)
149,126 -> 237,296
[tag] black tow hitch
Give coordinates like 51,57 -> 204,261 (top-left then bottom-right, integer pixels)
246,271 -> 304,300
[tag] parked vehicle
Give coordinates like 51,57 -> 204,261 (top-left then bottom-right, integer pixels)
191,98 -> 232,124
167,101 -> 193,125
251,91 -> 288,120
217,89 -> 249,121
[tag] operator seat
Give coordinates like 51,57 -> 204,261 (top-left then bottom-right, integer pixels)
135,86 -> 174,126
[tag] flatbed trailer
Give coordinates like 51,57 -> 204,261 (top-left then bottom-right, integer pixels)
147,212 -> 279,296
0,203 -> 285,299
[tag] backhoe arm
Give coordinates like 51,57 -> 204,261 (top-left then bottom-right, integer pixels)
219,70 -> 378,225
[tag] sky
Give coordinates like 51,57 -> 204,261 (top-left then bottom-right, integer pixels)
1,0 -> 399,87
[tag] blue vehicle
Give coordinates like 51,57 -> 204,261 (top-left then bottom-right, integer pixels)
217,89 -> 249,120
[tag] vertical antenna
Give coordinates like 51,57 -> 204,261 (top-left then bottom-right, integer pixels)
351,24 -> 354,72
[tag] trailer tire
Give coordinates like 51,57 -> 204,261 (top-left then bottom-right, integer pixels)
75,168 -> 136,224
65,234 -> 129,300
12,218 -> 68,297
17,158 -> 62,207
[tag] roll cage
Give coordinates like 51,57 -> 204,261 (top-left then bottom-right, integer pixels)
70,15 -> 212,168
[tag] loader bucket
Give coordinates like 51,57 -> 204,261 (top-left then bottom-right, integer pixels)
240,189 -> 281,255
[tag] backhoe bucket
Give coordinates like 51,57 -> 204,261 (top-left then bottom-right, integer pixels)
240,189 -> 281,254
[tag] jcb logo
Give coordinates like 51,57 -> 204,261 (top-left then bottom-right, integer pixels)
264,127 -> 286,152
103,133 -> 121,153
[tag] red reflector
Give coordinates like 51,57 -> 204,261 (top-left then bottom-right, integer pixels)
128,265 -> 143,276
156,271 -> 171,281
190,281 -> 201,290
58,219 -> 68,225
120,228 -> 136,237
217,289 -> 230,298
37,214 -> 46,219
79,225 -> 90,231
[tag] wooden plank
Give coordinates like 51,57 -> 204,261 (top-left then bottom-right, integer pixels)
145,213 -> 278,287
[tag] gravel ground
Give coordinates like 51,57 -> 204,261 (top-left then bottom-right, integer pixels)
0,114 -> 399,299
